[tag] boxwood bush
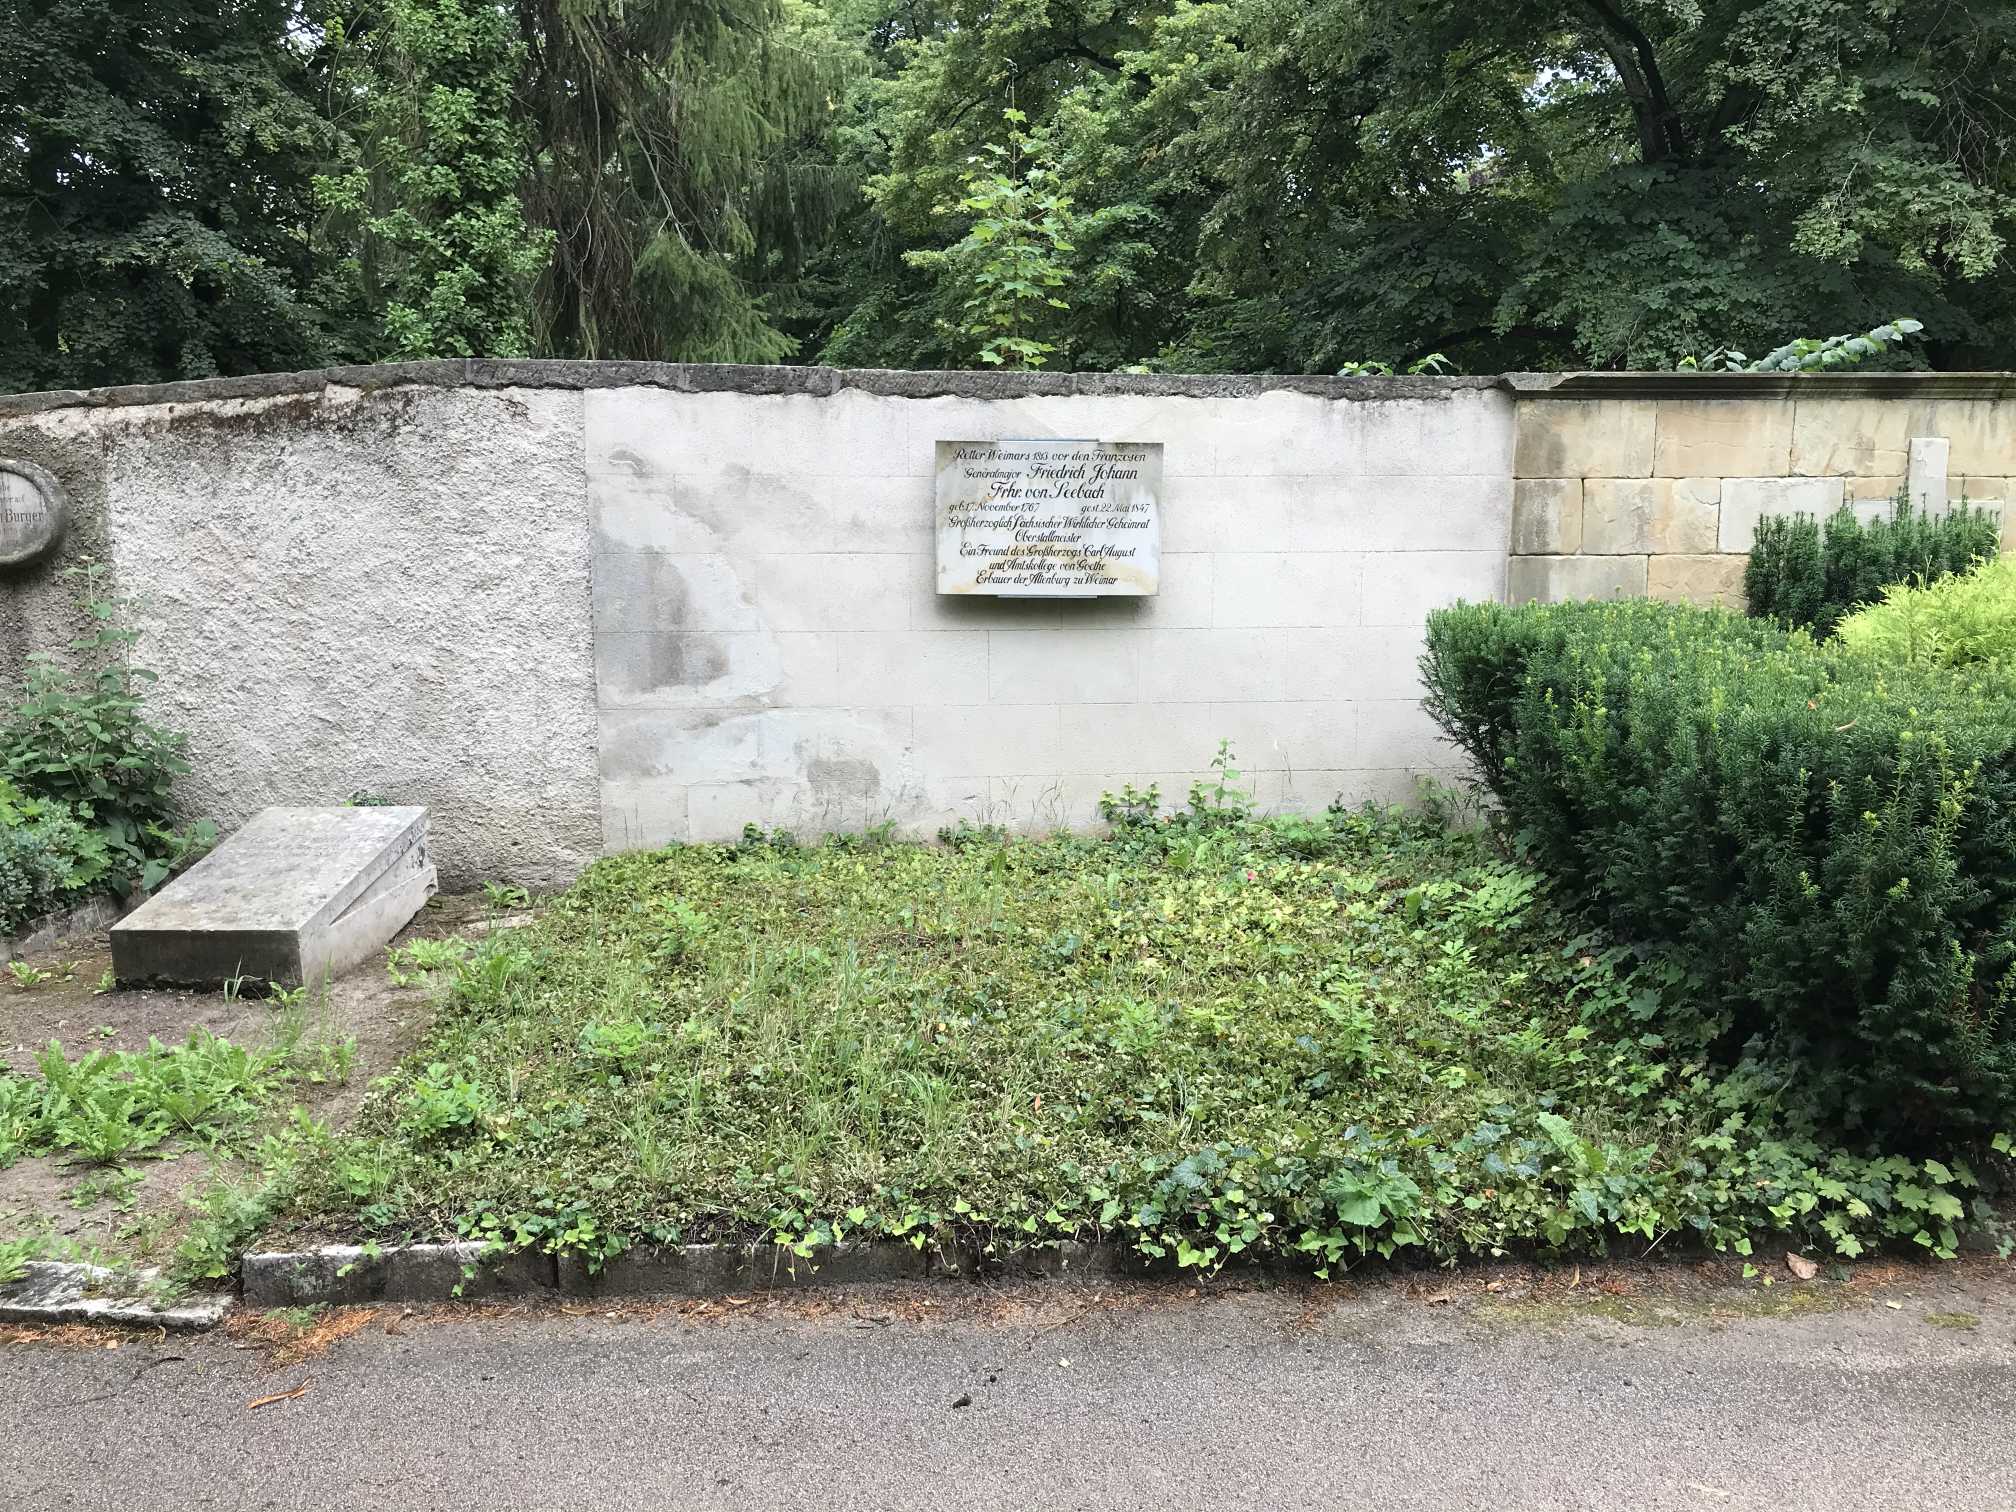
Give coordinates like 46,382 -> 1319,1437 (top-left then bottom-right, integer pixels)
1422,598 -> 2016,1139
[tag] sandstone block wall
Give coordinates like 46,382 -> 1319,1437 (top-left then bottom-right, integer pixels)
1508,375 -> 2016,608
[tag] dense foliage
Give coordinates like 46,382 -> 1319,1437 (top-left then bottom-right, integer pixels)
0,0 -> 334,390
1422,598 -> 2016,1140
316,0 -> 552,360
272,806 -> 2001,1271
1746,497 -> 2001,636
7,1 -> 2016,383
0,779 -> 98,934
0,567 -> 212,914
1837,556 -> 2016,670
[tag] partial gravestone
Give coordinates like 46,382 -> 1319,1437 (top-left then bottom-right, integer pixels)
0,459 -> 67,567
111,807 -> 436,989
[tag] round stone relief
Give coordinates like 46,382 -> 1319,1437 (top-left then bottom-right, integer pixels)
0,459 -> 67,567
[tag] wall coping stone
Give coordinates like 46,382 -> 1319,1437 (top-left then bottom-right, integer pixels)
1506,371 -> 2016,401
6,362 -> 2015,419
0,360 -> 1505,417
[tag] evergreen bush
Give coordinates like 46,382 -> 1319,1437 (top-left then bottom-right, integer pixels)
1745,496 -> 2000,636
1422,597 -> 2016,1139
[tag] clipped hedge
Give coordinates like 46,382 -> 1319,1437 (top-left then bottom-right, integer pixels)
1422,598 -> 2016,1138
1745,496 -> 1999,636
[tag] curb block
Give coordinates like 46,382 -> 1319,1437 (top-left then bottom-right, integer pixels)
0,1261 -> 232,1331
241,1243 -> 556,1307
239,1239 -> 1147,1306
555,1241 -> 925,1298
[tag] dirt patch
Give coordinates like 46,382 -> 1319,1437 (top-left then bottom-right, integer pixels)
0,892 -> 492,1078
0,893 -> 512,1265
228,1304 -> 384,1368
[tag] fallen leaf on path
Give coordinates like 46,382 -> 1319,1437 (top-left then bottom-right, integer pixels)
1423,1291 -> 1455,1305
247,1382 -> 311,1411
726,1297 -> 751,1307
1785,1252 -> 1819,1282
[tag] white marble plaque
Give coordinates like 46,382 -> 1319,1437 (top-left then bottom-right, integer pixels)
0,459 -> 64,567
936,439 -> 1161,597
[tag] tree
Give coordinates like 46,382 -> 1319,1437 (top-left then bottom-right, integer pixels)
0,0 -> 336,391
903,111 -> 1085,368
316,0 -> 552,360
818,0 -> 2016,373
517,0 -> 853,363
806,0 -> 1168,368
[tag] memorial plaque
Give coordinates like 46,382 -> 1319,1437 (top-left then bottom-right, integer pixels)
0,459 -> 65,567
936,439 -> 1161,597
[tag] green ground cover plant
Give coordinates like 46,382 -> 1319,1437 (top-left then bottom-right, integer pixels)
0,1016 -> 356,1285
1744,496 -> 2000,636
0,1029 -> 331,1172
1422,597 -> 2016,1139
273,796 -> 2004,1276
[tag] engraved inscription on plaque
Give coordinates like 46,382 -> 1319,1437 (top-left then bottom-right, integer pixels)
0,460 -> 66,567
935,439 -> 1161,598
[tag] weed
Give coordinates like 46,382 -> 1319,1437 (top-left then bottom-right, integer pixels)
481,881 -> 530,911
69,1165 -> 143,1212
174,1173 -> 284,1285
387,936 -> 471,987
1,1030 -> 293,1172
398,1062 -> 495,1141
7,960 -> 52,989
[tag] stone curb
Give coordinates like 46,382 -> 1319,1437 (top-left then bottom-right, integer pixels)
241,1242 -> 554,1307
1,893 -> 126,960
0,1261 -> 232,1331
241,1239 -> 1152,1307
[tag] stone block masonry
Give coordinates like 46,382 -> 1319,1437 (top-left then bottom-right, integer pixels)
1507,373 -> 2016,608
1,362 -> 2012,880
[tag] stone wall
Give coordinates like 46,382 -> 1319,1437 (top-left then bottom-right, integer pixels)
585,378 -> 1510,843
1508,373 -> 2016,607
0,376 -> 602,887
2,362 -> 2013,881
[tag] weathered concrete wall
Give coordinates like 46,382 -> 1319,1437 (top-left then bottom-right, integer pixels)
0,379 -> 600,887
6,362 -> 2013,878
586,381 -> 1510,844
1507,373 -> 2016,606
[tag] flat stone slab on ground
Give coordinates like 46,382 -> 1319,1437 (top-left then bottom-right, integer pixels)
0,1260 -> 231,1330
111,806 -> 436,988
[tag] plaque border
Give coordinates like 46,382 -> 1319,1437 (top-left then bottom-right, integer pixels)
0,458 -> 67,568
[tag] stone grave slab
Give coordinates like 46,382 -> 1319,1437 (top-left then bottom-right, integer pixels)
111,806 -> 436,988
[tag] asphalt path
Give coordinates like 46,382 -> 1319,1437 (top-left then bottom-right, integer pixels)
4,1262 -> 2014,1510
